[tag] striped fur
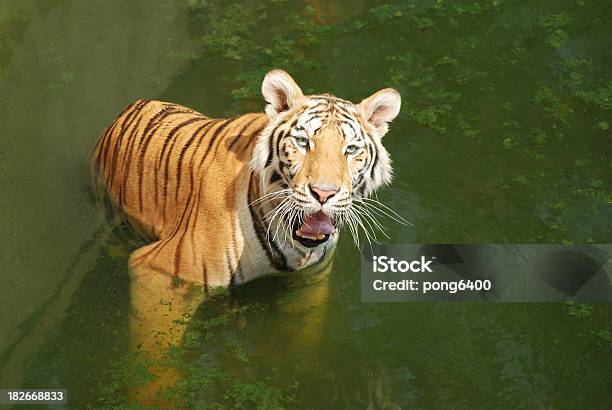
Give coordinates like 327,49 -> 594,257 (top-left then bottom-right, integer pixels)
89,70 -> 401,289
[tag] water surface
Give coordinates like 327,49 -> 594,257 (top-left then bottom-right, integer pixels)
0,0 -> 610,408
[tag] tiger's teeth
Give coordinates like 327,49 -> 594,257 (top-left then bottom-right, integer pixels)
295,229 -> 324,241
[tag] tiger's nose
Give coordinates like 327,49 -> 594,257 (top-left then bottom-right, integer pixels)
309,184 -> 338,204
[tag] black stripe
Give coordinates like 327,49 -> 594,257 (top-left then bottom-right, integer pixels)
157,116 -> 206,170
316,246 -> 327,264
305,109 -> 328,118
294,198 -> 311,206
174,119 -> 219,204
202,264 -> 209,293
110,101 -> 149,179
226,249 -> 237,286
96,100 -> 144,179
334,104 -> 353,118
307,101 -> 328,111
248,174 -> 290,271
121,110 -> 170,207
196,117 -> 240,169
264,122 -> 284,167
226,116 -> 260,152
117,116 -> 143,205
352,144 -> 372,190
136,106 -> 191,152
97,119 -> 123,182
137,107 -> 194,212
185,120 -> 223,215
275,130 -> 287,169
368,140 -> 378,180
353,173 -> 366,192
228,231 -> 244,283
237,124 -> 266,157
339,117 -> 359,135
278,154 -> 289,176
105,100 -> 148,185
160,117 -> 208,215
95,124 -> 117,184
188,119 -> 223,173
173,189 -> 199,276
236,259 -> 244,282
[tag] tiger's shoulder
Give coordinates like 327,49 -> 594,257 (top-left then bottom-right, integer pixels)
108,99 -> 269,158
91,98 -> 268,229
122,99 -> 268,144
131,99 -> 202,116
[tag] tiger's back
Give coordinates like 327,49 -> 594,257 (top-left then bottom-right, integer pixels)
90,99 -> 269,284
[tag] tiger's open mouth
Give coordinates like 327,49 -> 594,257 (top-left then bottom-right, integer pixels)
292,210 -> 336,248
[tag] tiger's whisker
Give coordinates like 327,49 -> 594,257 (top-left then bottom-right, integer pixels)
351,203 -> 390,239
357,197 -> 412,226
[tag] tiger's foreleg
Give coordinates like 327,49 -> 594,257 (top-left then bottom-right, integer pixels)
127,243 -> 205,405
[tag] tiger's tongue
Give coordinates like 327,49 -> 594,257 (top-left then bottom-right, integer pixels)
299,211 -> 335,235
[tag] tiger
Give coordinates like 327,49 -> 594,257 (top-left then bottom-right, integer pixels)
91,69 -> 400,286
89,69 -> 401,403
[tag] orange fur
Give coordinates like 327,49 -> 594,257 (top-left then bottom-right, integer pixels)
91,100 -> 269,286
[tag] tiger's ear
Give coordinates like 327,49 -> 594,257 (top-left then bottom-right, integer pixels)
358,88 -> 401,137
262,69 -> 304,118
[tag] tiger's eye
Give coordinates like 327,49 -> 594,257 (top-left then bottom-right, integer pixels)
295,136 -> 309,148
345,144 -> 359,155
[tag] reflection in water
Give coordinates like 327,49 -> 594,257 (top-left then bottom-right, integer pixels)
0,0 -> 611,408
355,361 -> 401,410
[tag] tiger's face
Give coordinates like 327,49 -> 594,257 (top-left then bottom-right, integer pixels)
251,70 -> 401,249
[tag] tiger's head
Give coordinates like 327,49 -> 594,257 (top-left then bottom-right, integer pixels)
251,70 -> 401,249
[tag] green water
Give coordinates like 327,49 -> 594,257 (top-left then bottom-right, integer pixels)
1,0 -> 611,408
